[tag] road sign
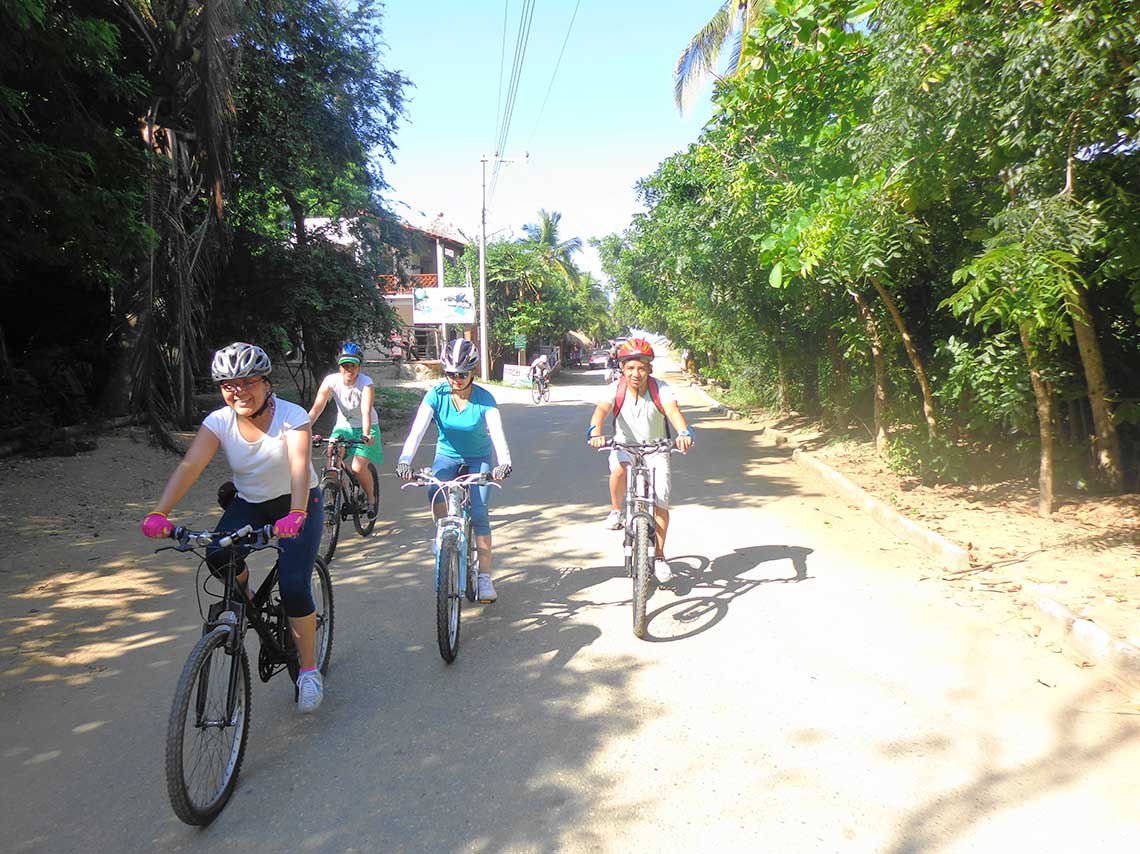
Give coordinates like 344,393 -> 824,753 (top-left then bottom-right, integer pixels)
513,334 -> 526,349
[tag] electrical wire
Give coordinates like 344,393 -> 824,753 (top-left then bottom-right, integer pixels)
491,0 -> 509,152
489,0 -> 537,202
524,0 -> 582,152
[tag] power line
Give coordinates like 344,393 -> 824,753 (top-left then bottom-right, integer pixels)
525,0 -> 582,152
490,0 -> 537,201
491,0 -> 509,152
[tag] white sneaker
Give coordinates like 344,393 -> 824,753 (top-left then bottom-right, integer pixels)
477,573 -> 497,603
604,509 -> 622,530
654,558 -> 673,585
297,670 -> 323,714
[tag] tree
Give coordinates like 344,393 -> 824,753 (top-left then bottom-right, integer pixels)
673,1 -> 772,113
519,209 -> 583,283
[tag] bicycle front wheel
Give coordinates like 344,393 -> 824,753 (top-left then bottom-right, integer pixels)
351,463 -> 379,537
165,626 -> 251,826
530,382 -> 542,403
312,556 -> 335,675
463,518 -> 478,603
318,480 -> 341,563
541,382 -> 551,402
436,538 -> 461,663
632,516 -> 651,638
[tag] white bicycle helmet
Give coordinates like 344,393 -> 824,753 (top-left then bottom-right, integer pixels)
441,339 -> 479,373
211,342 -> 272,382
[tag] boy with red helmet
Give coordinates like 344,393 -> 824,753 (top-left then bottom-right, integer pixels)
586,338 -> 694,584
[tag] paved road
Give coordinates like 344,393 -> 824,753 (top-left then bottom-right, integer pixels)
3,367 -> 1139,852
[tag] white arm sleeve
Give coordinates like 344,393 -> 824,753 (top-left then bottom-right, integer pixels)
485,407 -> 512,466
398,401 -> 435,465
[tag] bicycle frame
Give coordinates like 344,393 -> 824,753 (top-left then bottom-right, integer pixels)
318,438 -> 366,500
403,470 -> 498,595
159,526 -> 290,724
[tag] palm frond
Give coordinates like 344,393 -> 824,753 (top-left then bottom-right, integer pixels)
673,4 -> 735,114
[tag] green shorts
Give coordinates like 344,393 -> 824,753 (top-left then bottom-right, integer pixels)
331,425 -> 383,465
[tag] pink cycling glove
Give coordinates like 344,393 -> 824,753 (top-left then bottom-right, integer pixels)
141,512 -> 173,539
274,510 -> 308,538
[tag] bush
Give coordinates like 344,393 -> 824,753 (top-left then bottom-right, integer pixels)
884,431 -> 972,484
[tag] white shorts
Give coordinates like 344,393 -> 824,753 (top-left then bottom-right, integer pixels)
609,449 -> 671,508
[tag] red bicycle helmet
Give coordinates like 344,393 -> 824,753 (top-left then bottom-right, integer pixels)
617,337 -> 654,363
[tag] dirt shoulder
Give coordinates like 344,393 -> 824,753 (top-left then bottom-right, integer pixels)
727,406 -> 1140,657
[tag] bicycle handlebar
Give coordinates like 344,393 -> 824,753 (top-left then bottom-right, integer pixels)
312,436 -> 370,448
592,438 -> 681,454
399,469 -> 502,490
166,524 -> 276,550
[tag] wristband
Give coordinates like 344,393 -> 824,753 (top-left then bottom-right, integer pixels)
150,510 -> 169,518
679,428 -> 694,438
585,425 -> 597,438
290,509 -> 309,516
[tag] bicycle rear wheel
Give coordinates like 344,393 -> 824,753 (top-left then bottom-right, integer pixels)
351,464 -> 379,536
632,516 -> 651,638
318,480 -> 341,563
165,626 -> 251,826
436,537 -> 461,662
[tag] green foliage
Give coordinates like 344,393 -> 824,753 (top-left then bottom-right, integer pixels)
883,431 -> 972,485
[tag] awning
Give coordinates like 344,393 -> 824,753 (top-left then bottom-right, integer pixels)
564,330 -> 592,349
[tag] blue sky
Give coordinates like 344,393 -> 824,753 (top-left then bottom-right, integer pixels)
378,2 -> 721,279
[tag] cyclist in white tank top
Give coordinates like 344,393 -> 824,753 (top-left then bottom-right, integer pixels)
307,343 -> 382,515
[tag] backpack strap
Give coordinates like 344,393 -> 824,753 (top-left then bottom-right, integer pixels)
612,377 -> 671,439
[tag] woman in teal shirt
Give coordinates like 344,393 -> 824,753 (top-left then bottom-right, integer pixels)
396,340 -> 512,603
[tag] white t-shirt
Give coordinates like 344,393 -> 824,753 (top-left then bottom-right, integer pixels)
202,397 -> 319,503
597,378 -> 676,443
321,372 -> 378,430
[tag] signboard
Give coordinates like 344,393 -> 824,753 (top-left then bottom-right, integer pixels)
513,334 -> 527,349
412,286 -> 476,325
501,364 -> 531,388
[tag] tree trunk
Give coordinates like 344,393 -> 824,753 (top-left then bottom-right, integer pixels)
826,327 -> 849,431
852,290 -> 888,454
1066,284 -> 1123,491
775,346 -> 791,413
870,276 -> 937,439
282,187 -> 307,246
1019,322 -> 1055,517
0,322 -> 13,386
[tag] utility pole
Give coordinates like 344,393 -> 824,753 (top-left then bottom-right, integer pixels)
479,156 -> 489,381
478,153 -> 527,382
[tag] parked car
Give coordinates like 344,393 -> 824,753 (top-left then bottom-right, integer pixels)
588,349 -> 610,369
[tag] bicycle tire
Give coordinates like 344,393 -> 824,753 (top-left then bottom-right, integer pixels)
530,382 -> 542,403
351,464 -> 379,537
318,480 -> 341,563
464,517 -> 478,603
632,516 -> 651,638
312,556 -> 335,675
165,626 -> 251,826
541,382 -> 551,402
436,537 -> 461,663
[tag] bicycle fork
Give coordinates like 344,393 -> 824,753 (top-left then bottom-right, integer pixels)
623,465 -> 656,576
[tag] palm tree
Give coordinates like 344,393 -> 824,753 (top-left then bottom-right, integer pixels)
520,209 -> 583,283
674,1 -> 769,113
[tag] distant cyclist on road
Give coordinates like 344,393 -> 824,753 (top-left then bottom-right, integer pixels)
395,340 -> 513,603
528,353 -> 551,388
586,337 -> 694,584
307,342 -> 381,518
140,342 -> 326,713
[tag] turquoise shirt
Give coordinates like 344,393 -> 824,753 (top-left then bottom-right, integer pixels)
426,382 -> 497,460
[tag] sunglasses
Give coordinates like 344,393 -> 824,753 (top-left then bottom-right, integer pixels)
444,371 -> 470,380
219,378 -> 263,393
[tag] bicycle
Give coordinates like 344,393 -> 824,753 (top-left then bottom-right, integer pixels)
530,372 -> 551,403
313,435 -> 379,563
402,468 -> 500,662
157,523 -> 334,825
597,438 -> 679,638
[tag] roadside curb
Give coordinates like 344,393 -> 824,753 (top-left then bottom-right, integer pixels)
1032,597 -> 1140,691
790,447 -> 972,573
692,379 -> 1140,691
